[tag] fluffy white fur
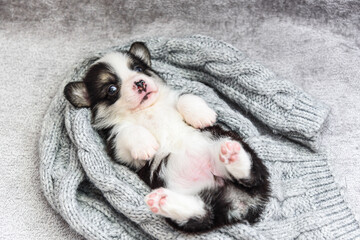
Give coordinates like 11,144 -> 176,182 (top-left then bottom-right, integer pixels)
91,52 -> 253,222
177,94 -> 217,129
145,188 -> 207,223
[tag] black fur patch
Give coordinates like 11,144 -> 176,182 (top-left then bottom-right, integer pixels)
165,186 -> 238,233
83,62 -> 121,109
64,81 -> 90,108
136,155 -> 169,189
126,52 -> 164,81
98,127 -> 117,161
129,42 -> 151,66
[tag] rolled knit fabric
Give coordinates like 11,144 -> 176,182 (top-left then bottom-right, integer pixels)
39,35 -> 359,240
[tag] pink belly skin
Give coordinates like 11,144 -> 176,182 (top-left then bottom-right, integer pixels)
178,151 -> 221,185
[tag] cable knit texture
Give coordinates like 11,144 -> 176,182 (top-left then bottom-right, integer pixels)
39,35 -> 359,239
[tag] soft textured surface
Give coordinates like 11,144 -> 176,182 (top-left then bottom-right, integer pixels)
38,35 -> 360,240
1,1 -> 360,239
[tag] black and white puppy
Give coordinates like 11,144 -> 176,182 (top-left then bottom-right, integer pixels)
64,42 -> 270,232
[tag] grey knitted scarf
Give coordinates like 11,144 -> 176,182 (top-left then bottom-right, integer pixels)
39,35 -> 360,239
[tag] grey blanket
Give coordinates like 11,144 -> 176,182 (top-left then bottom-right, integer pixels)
39,35 -> 360,239
2,1 -> 360,240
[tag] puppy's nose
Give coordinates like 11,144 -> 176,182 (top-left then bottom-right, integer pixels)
135,80 -> 147,93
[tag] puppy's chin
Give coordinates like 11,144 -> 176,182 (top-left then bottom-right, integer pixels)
132,90 -> 160,111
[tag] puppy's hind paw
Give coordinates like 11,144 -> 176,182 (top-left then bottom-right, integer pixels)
219,140 -> 252,179
219,141 -> 241,164
145,188 -> 167,215
144,188 -> 207,221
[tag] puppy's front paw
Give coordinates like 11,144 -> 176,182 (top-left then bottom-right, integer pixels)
128,131 -> 159,160
186,107 -> 217,129
177,94 -> 217,129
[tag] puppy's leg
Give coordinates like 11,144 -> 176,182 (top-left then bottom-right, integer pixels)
203,126 -> 269,188
113,123 -> 159,168
145,188 -> 207,223
177,94 -> 217,129
214,138 -> 269,191
219,140 -> 252,180
145,187 -> 249,232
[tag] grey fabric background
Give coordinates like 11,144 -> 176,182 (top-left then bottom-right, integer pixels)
1,1 -> 359,239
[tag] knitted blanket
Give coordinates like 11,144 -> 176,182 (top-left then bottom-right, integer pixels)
39,35 -> 360,239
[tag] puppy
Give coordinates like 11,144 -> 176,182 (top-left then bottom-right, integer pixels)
64,42 -> 270,232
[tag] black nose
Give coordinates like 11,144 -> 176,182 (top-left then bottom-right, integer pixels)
135,80 -> 147,92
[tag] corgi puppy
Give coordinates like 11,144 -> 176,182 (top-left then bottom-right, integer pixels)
64,42 -> 270,232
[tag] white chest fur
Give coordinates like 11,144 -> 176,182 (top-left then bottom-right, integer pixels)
129,93 -> 218,194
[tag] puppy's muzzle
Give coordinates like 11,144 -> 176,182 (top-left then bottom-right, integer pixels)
135,80 -> 147,93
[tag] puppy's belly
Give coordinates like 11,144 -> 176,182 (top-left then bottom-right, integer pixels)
164,136 -> 220,195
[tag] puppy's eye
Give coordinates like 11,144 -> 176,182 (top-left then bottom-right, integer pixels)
107,85 -> 118,95
134,65 -> 143,72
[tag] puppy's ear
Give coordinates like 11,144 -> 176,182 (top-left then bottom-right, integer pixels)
64,81 -> 91,108
129,42 -> 151,66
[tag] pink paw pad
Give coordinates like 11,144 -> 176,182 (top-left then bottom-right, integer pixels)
147,199 -> 154,206
145,188 -> 167,215
219,141 -> 241,164
151,207 -> 158,213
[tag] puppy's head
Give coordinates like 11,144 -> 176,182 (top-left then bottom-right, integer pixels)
64,42 -> 164,123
